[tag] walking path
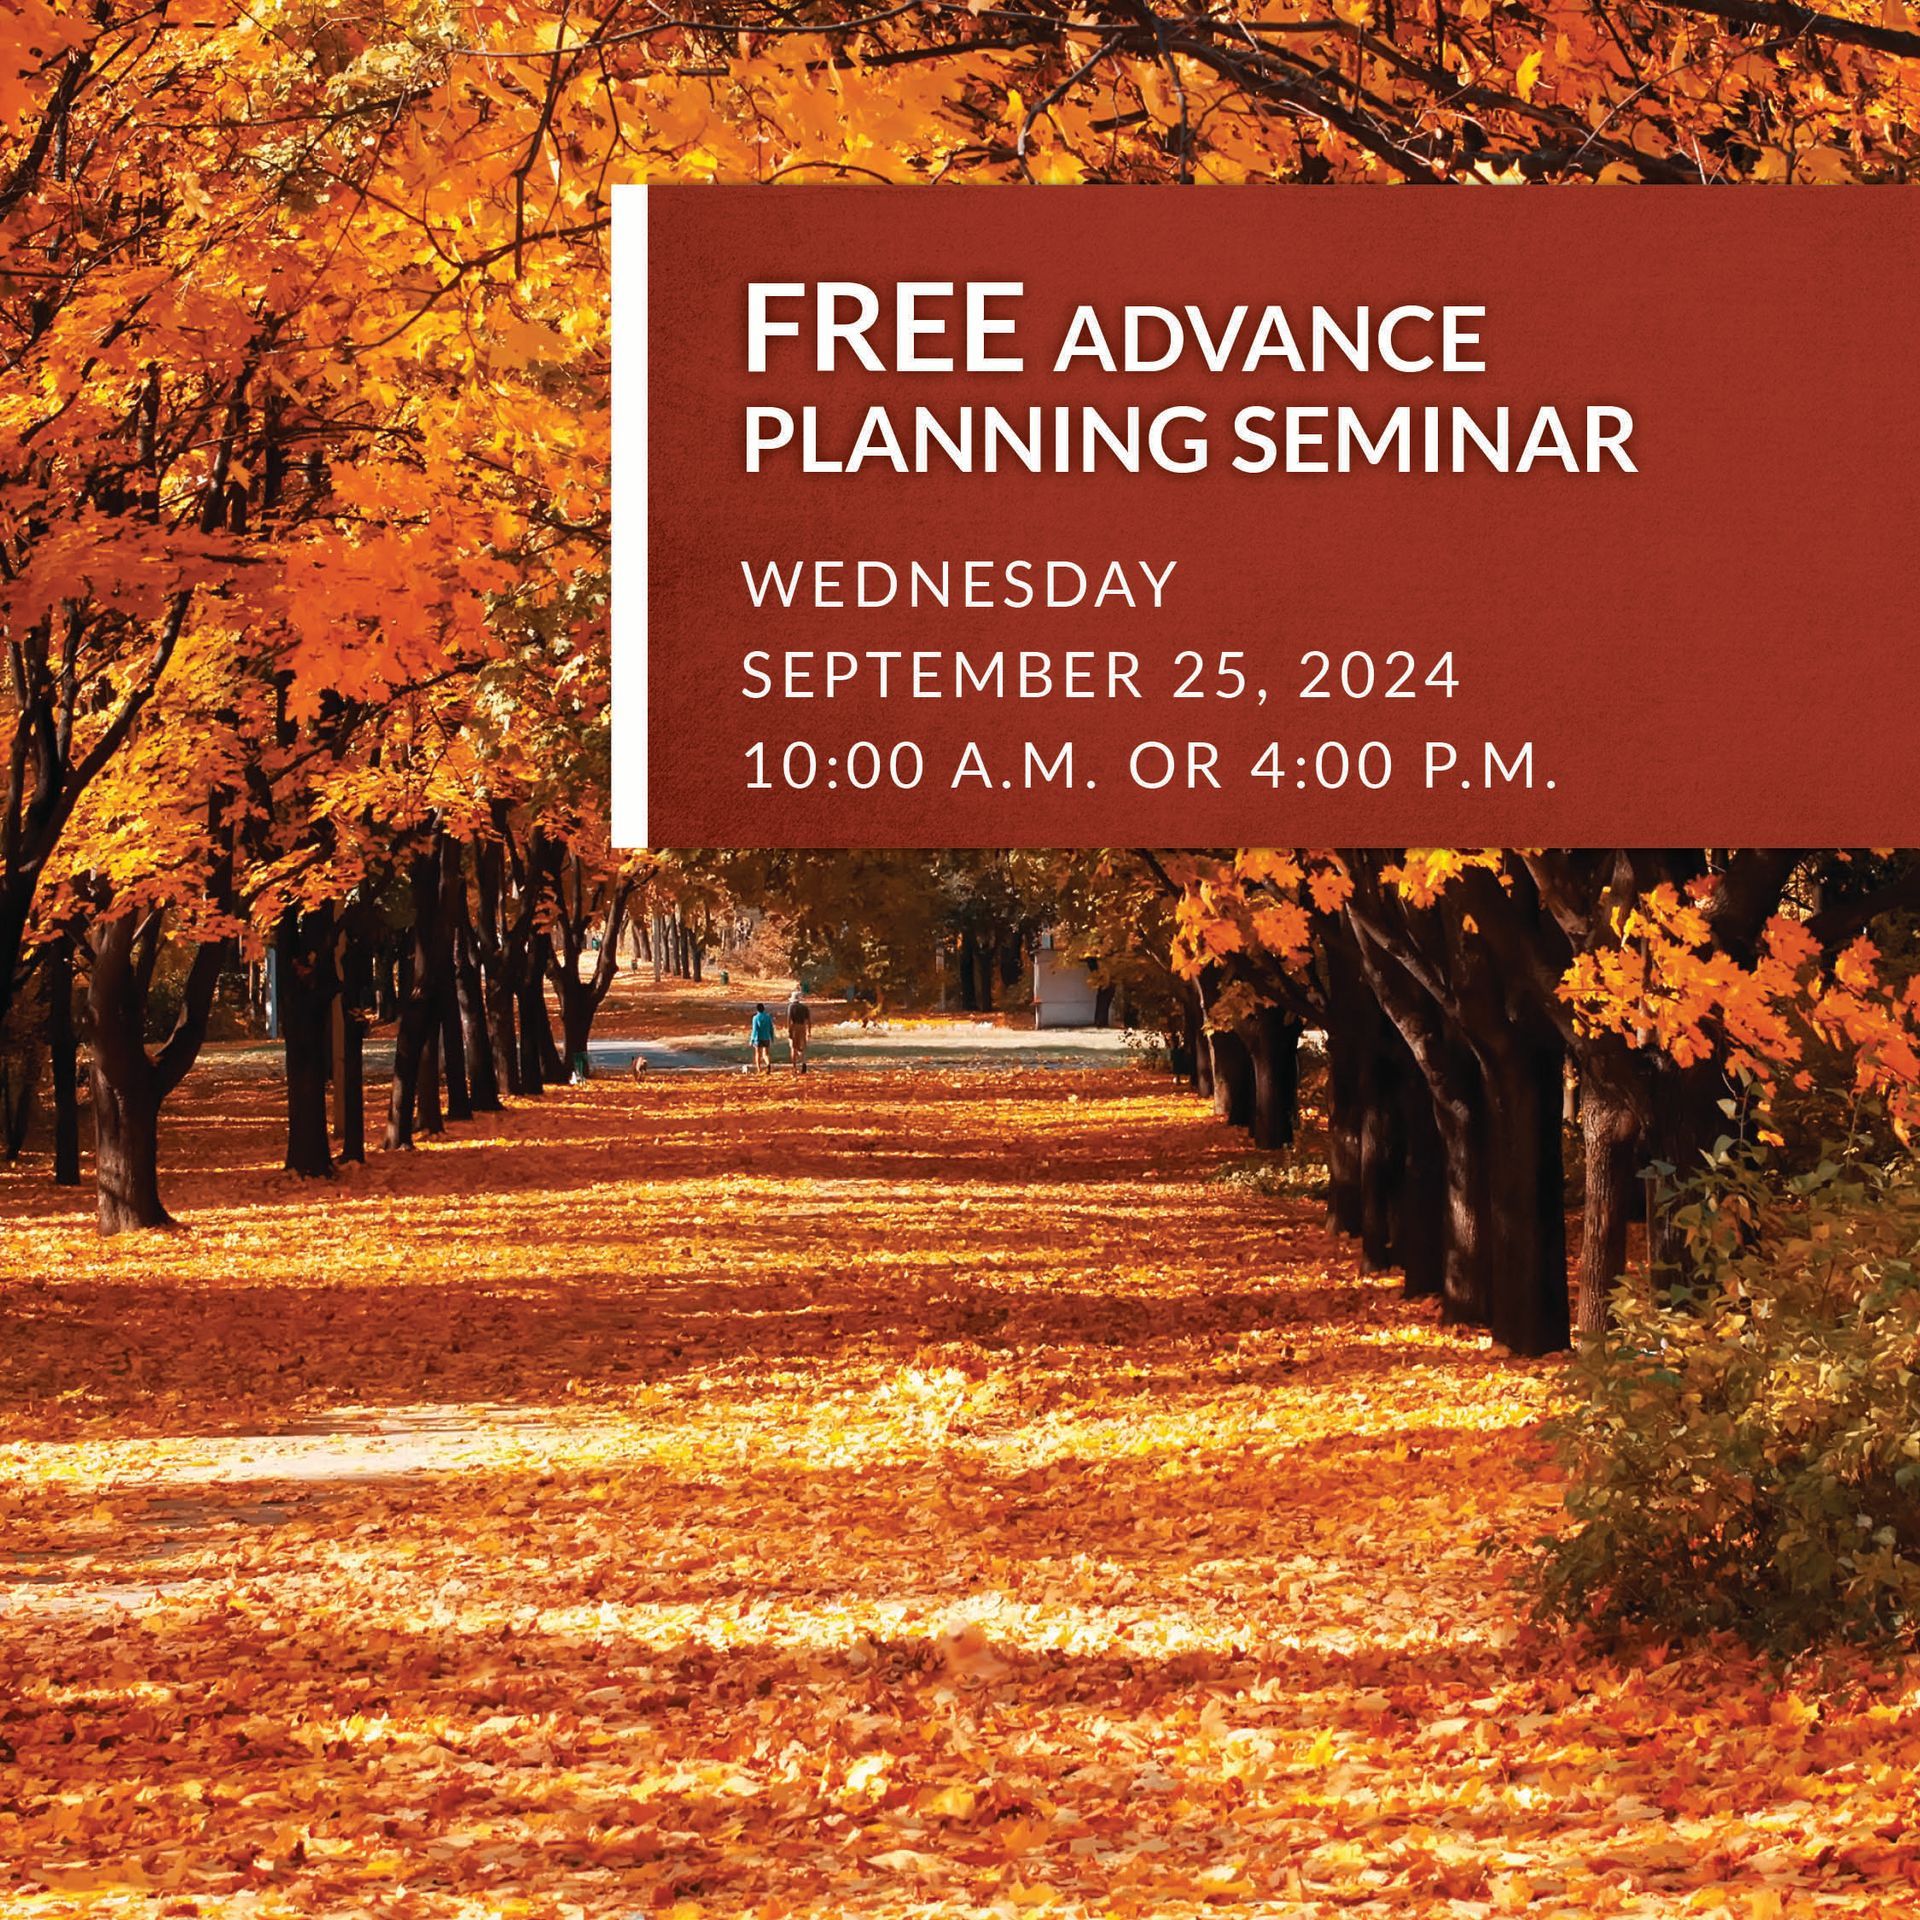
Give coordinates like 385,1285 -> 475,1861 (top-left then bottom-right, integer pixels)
0,1062 -> 1910,1916
194,1015 -> 1137,1079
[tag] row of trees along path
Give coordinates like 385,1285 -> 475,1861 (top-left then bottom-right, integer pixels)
1146,848 -> 1920,1355
10,1 -> 1920,1230
10,819 -> 1920,1379
0,836 -> 727,1232
589,847 -> 1920,1361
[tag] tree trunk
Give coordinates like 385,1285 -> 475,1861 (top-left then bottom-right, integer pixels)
1,1042 -> 34,1160
438,977 -> 472,1123
337,1007 -> 366,1164
559,983 -> 593,1069
376,940 -> 401,1024
87,918 -> 225,1235
92,1061 -> 167,1233
531,958 -> 565,1083
1578,1070 -> 1641,1336
387,977 -> 423,1150
1186,988 -> 1213,1099
455,914 -> 500,1112
1244,1008 -> 1301,1151
472,837 -> 521,1096
386,844 -> 446,1150
47,934 -> 79,1187
335,912 -> 371,1164
1394,1068 -> 1447,1300
955,931 -> 977,1010
278,905 -> 335,1179
538,857 -> 633,1082
1358,1052 -> 1404,1273
1209,1027 -> 1254,1130
1477,1029 -> 1571,1357
488,968 -> 520,1096
517,968 -> 549,1096
1347,907 -> 1489,1321
415,1024 -> 444,1136
1326,1059 -> 1366,1239
1429,1064 -> 1490,1326
1320,926 -> 1378,1238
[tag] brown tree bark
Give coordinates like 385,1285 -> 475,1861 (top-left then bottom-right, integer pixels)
337,1008 -> 366,1164
1344,858 -> 1575,1353
517,929 -> 565,1091
1185,985 -> 1214,1099
385,842 -> 448,1150
471,835 -> 521,1096
437,981 -> 470,1123
541,848 -> 634,1079
1393,1066 -> 1448,1300
278,903 -> 336,1179
1243,1007 -> 1302,1151
91,1059 -> 164,1231
450,864 -> 501,1113
334,909 -> 373,1164
46,932 -> 79,1186
1208,1026 -> 1254,1130
1,1034 -> 33,1160
956,929 -> 979,1011
498,817 -> 557,1094
534,972 -> 565,1082
414,1020 -> 443,1136
87,915 -> 226,1234
1474,1023 -> 1570,1357
1357,1051 -> 1403,1273
1577,1063 -> 1642,1336
1345,891 -> 1493,1327
1319,923 -> 1377,1239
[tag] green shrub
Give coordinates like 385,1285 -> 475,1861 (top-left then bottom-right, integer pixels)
1538,1148 -> 1920,1648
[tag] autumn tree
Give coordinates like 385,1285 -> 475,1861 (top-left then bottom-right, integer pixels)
43,702 -> 246,1231
1169,848 -> 1920,1355
11,0 -> 1920,1240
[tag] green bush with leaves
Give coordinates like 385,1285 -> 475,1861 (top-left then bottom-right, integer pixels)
1539,1148 -> 1920,1648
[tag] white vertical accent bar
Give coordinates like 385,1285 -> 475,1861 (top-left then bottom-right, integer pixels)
610,183 -> 648,847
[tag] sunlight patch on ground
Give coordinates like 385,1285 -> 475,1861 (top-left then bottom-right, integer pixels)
2,1048 -> 1915,1916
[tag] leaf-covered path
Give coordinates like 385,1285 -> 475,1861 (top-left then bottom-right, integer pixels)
2,1062 -> 1916,1917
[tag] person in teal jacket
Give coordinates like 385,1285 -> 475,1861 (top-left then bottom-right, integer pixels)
748,1002 -> 775,1074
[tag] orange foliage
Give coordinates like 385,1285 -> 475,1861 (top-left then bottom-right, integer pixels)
1171,851 -> 1348,984
4,991 -> 1920,1914
1179,850 -> 1920,1141
1562,886 -> 1920,1134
